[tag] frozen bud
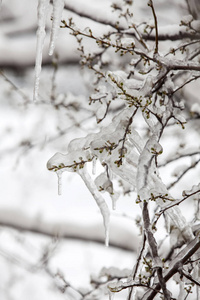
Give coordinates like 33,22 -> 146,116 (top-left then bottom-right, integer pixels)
191,20 -> 200,31
190,103 -> 200,115
120,38 -> 135,48
181,14 -> 193,25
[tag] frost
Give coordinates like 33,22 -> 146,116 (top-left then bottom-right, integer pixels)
49,0 -> 64,56
34,0 -> 50,101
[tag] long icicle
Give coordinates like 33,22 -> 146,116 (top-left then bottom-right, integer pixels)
33,0 -> 50,101
78,167 -> 110,247
48,0 -> 64,56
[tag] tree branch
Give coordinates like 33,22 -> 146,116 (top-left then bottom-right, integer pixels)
0,209 -> 138,252
143,202 -> 171,300
148,0 -> 158,55
142,233 -> 200,299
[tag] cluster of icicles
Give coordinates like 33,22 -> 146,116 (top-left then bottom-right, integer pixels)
34,0 -> 64,101
47,105 -> 146,247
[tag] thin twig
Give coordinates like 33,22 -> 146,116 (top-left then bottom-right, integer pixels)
167,158 -> 200,190
148,0 -> 158,54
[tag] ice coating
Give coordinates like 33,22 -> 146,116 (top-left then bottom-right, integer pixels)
183,183 -> 200,197
136,135 -> 162,200
49,0 -> 64,56
46,150 -> 93,172
47,97 -> 195,243
34,0 -> 50,101
47,154 -> 110,246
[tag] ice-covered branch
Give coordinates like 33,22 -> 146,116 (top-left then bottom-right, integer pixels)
142,202 -> 171,300
60,1 -> 200,42
142,232 -> 200,300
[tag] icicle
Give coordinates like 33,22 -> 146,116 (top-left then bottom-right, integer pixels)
56,169 -> 63,195
48,0 -> 64,56
34,0 -> 50,101
108,290 -> 115,300
92,157 -> 97,175
105,228 -> 109,247
111,197 -> 117,210
78,167 -> 110,247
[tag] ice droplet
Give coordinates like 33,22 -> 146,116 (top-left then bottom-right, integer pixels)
49,0 -> 64,56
